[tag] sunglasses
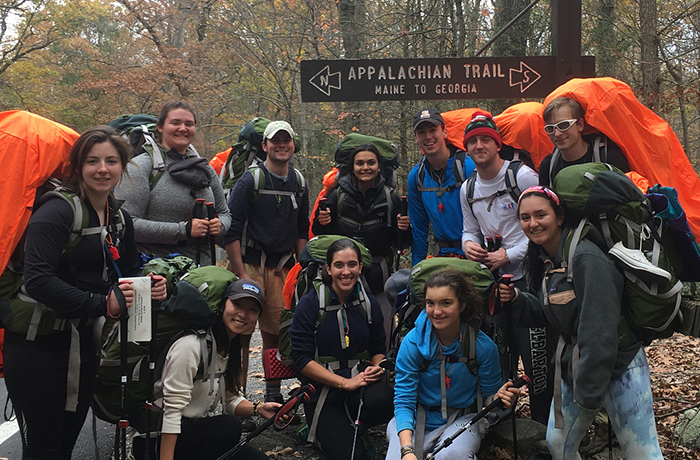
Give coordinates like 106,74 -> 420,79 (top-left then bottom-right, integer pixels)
543,119 -> 579,135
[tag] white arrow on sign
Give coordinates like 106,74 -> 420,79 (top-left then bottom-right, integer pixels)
309,65 -> 342,96
509,61 -> 541,93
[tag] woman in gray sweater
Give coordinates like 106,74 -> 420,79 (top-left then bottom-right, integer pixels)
498,186 -> 662,460
115,101 -> 230,262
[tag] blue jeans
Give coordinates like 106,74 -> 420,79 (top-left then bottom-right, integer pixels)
546,347 -> 662,460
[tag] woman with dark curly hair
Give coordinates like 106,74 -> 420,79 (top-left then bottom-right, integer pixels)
387,269 -> 518,460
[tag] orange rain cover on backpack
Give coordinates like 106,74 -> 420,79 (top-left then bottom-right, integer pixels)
494,102 -> 554,169
209,148 -> 231,176
442,103 -> 554,170
308,167 -> 339,240
544,77 -> 700,241
0,111 -> 79,276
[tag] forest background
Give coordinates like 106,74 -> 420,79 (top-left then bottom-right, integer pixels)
1,0 -> 699,198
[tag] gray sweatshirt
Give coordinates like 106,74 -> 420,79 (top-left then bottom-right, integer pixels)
114,150 -> 231,261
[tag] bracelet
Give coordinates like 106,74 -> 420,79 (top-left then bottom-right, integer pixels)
338,378 -> 345,390
106,289 -> 120,319
253,401 -> 261,416
400,445 -> 415,458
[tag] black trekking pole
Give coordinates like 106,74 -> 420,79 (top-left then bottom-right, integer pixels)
216,384 -> 316,460
144,275 -> 163,460
497,273 -> 520,460
395,196 -> 408,272
113,281 -> 130,460
424,375 -> 531,460
206,202 -> 216,266
193,198 -> 205,267
350,386 -> 366,460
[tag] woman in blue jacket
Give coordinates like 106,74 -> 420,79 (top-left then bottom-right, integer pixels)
387,269 -> 519,460
386,270 -> 519,460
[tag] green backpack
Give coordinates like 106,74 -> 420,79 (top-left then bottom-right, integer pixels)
142,255 -> 195,297
92,265 -> 237,432
277,235 -> 372,366
219,117 -> 302,197
108,113 -> 158,155
334,133 -> 400,188
397,257 -> 495,336
553,163 -> 685,344
0,186 -> 127,341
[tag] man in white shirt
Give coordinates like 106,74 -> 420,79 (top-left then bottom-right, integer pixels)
460,110 -> 553,427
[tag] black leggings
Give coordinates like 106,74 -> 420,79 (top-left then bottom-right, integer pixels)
132,415 -> 268,460
304,381 -> 394,460
4,327 -> 98,460
487,277 -> 556,425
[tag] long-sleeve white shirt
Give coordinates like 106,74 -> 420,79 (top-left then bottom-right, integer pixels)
156,333 -> 245,434
460,160 -> 538,281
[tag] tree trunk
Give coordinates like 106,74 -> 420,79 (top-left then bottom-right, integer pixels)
593,0 -> 616,77
639,0 -> 660,109
337,0 -> 366,58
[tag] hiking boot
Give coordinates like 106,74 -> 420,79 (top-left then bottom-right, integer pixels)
240,416 -> 257,432
533,440 -> 552,459
578,416 -> 617,455
608,242 -> 671,284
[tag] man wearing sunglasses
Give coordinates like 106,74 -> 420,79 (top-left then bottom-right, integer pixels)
539,97 -> 629,187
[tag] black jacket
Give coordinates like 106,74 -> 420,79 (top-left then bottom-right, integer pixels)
312,174 -> 410,292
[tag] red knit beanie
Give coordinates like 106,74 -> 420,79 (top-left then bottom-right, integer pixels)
463,110 -> 501,149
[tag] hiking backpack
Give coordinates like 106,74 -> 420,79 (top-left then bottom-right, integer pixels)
415,149 -> 469,197
464,159 -> 524,216
142,254 -> 195,297
92,264 -> 237,433
553,163 -> 687,344
277,235 -> 373,366
0,182 -> 127,341
334,133 -> 401,189
108,113 -> 158,156
391,257 -> 495,346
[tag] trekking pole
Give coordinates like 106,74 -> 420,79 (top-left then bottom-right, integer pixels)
114,281 -> 131,460
424,375 -> 531,460
193,198 -> 205,267
206,202 -> 216,266
493,234 -> 502,251
350,386 -> 366,460
216,384 -> 316,460
144,275 -> 163,460
497,273 -> 519,460
395,196 -> 408,272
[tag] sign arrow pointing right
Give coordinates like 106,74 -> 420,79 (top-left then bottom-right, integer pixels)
509,61 -> 541,93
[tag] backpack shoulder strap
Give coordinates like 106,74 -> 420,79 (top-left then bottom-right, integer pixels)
464,170 -> 478,217
548,150 -> 561,188
384,185 -> 393,228
504,159 -> 523,203
459,322 -> 479,375
249,166 -> 264,192
452,149 -> 467,186
592,134 -> 608,163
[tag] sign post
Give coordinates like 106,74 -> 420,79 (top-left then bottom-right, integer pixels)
301,56 -> 594,102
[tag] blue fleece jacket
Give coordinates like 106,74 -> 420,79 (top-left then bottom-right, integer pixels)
408,144 -> 475,264
393,310 -> 501,433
